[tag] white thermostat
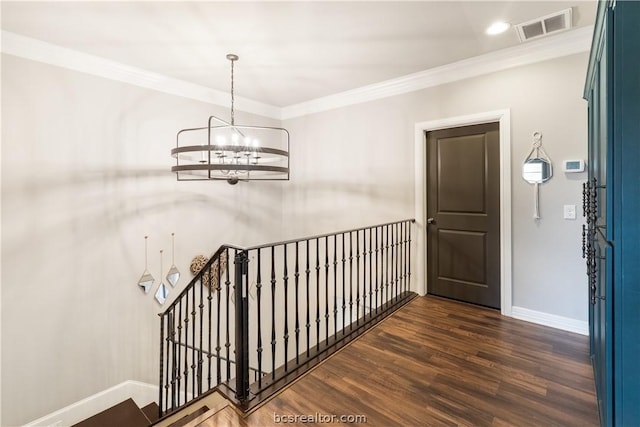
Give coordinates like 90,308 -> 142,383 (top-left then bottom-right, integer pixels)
563,159 -> 585,173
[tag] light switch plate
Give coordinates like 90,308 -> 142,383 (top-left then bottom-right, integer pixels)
564,204 -> 577,220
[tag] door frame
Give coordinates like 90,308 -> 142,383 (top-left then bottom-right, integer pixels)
414,109 -> 512,316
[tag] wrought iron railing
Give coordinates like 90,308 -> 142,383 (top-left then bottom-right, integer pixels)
158,219 -> 416,417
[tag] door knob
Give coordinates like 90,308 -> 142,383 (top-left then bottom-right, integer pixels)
427,217 -> 436,224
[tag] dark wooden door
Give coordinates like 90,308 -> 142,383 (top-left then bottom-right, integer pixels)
426,123 -> 500,308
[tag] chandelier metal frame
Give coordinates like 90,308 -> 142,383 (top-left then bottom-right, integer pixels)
171,54 -> 290,185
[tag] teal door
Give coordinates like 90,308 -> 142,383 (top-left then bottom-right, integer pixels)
587,8 -> 613,426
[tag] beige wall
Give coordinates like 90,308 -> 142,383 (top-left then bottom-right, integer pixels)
1,51 -> 589,425
0,54 -> 284,426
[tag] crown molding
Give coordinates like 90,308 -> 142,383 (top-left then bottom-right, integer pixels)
2,26 -> 593,122
281,25 -> 593,120
0,30 -> 282,120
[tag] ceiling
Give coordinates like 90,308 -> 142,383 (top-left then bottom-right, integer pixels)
1,1 -> 597,107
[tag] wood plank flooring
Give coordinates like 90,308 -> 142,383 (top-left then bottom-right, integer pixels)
195,296 -> 599,426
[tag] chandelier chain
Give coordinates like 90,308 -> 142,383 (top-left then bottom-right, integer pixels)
230,58 -> 235,126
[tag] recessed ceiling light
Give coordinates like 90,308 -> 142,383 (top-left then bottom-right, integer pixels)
486,21 -> 511,35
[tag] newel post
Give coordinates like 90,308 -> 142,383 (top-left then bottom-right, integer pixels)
234,250 -> 250,403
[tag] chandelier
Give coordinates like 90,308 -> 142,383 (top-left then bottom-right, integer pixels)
171,54 -> 290,184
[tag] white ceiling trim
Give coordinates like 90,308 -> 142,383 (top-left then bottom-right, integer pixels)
0,30 -> 282,120
2,26 -> 592,122
281,25 -> 594,120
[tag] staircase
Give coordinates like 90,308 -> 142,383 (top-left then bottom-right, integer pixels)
75,219 -> 416,426
72,391 -> 229,427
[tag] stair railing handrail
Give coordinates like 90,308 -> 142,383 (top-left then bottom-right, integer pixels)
158,218 -> 416,418
161,218 -> 415,314
242,218 -> 416,251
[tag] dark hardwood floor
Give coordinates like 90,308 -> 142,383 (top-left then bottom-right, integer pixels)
197,296 -> 599,426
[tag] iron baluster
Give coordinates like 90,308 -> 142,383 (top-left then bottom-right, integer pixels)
349,231 -> 354,330
397,222 -> 401,299
389,224 -> 394,302
176,299 -> 182,407
325,236 -> 330,347
393,224 -> 400,299
159,313 -> 165,416
225,249 -> 232,382
191,281 -> 197,398
305,241 -> 311,357
207,264 -> 213,391
294,242 -> 300,364
400,222 -> 405,293
215,257 -> 222,385
408,221 -> 412,292
395,222 -> 399,301
396,223 -> 400,296
403,221 -> 408,293
341,234 -> 346,331
388,224 -> 392,302
362,230 -> 367,322
183,289 -> 189,405
169,312 -> 176,411
333,235 -> 338,340
315,238 -> 321,351
234,251 -> 250,403
256,248 -> 263,388
385,225 -> 390,304
388,225 -> 392,302
375,227 -> 379,314
270,246 -> 276,380
380,225 -> 385,305
164,313 -> 171,413
283,244 -> 289,373
356,230 -> 361,324
198,267 -> 204,396
369,228 -> 373,319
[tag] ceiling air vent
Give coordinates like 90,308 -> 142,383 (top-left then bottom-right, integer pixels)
515,8 -> 573,42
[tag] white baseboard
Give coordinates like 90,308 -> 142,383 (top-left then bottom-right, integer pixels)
23,380 -> 158,427
511,306 -> 589,335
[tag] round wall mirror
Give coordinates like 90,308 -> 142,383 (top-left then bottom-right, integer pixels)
522,157 -> 552,184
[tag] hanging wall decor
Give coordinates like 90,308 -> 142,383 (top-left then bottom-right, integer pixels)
189,251 -> 227,291
522,132 -> 553,219
166,233 -> 180,287
137,236 -> 154,293
155,250 -> 169,305
189,255 -> 209,277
